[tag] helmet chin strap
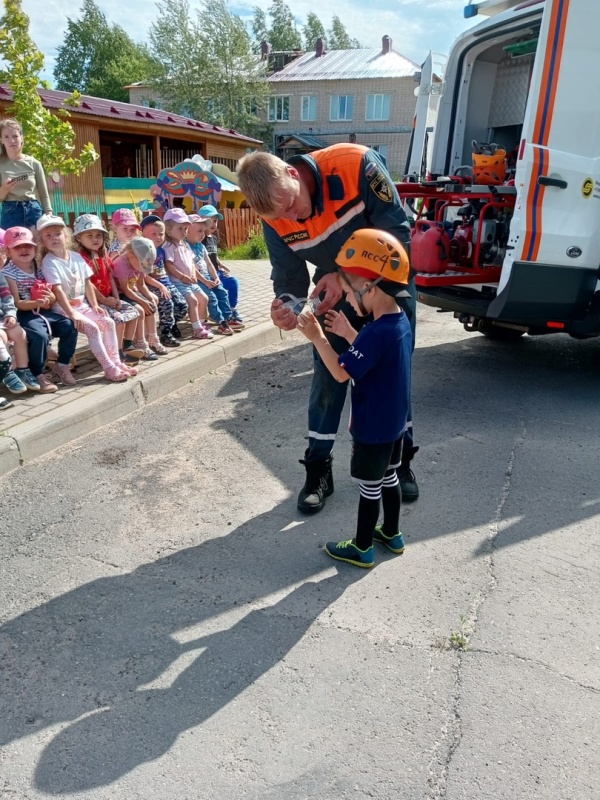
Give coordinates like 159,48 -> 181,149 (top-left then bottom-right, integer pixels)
339,269 -> 382,316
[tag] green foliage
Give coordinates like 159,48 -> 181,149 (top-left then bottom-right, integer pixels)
0,0 -> 98,176
303,12 -> 326,51
222,229 -> 268,260
54,0 -> 158,103
251,6 -> 269,53
266,0 -> 302,51
328,16 -> 361,50
149,0 -> 269,141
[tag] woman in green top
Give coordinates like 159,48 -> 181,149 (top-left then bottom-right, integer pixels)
0,118 -> 52,230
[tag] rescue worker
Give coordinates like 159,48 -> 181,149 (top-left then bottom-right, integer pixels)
237,143 -> 419,512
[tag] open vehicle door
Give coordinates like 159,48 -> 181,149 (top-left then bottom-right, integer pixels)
490,0 -> 600,324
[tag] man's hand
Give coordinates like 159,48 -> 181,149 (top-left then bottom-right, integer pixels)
270,298 -> 298,331
311,272 -> 342,314
296,310 -> 326,344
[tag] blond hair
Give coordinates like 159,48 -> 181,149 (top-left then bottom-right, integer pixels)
38,226 -> 73,262
0,118 -> 23,158
237,151 -> 294,215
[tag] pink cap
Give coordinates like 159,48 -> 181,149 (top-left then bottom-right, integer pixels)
111,208 -> 142,229
0,228 -> 5,247
164,208 -> 191,225
4,226 -> 36,249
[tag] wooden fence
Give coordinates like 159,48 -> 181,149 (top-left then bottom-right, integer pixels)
218,207 -> 261,250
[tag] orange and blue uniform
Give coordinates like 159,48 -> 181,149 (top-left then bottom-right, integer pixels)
262,144 -> 417,465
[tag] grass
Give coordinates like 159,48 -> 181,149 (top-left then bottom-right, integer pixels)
436,614 -> 472,652
221,229 -> 268,260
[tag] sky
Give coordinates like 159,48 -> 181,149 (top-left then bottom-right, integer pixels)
18,0 -> 478,83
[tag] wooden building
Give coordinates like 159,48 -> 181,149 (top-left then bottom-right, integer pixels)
0,85 -> 262,217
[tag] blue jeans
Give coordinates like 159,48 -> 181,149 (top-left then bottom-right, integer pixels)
1,200 -> 44,230
17,310 -> 78,376
205,281 -> 232,323
306,280 -> 417,463
218,271 -> 239,308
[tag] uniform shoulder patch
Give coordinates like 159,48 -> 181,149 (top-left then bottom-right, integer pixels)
369,167 -> 393,203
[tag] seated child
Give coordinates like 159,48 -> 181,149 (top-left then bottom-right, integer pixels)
162,208 -> 213,340
3,226 -> 78,392
186,216 -> 241,336
198,205 -> 244,326
73,214 -> 144,371
296,228 -> 412,569
111,237 -> 167,358
0,267 -> 41,400
38,215 -> 130,383
140,214 -> 187,347
0,227 -> 6,268
108,208 -> 141,256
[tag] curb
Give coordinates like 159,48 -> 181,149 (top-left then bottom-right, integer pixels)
0,321 -> 287,479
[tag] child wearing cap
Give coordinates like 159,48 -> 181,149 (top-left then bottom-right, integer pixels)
3,226 -> 78,392
296,228 -> 412,569
108,208 -> 141,256
199,205 -> 244,326
0,228 -> 6,268
38,215 -> 131,383
73,214 -> 146,371
140,214 -> 187,347
0,265 -> 42,402
186,217 -> 242,335
162,208 -> 213,340
112,237 -> 167,358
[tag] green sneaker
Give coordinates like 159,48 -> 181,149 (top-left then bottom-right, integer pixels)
324,538 -> 374,568
373,525 -> 405,554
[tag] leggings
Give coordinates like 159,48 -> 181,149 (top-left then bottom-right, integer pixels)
63,303 -> 122,375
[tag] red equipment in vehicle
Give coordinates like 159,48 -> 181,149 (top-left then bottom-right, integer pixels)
410,219 -> 450,274
449,220 -> 474,266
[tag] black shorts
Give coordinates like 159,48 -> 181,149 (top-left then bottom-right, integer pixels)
350,437 -> 403,484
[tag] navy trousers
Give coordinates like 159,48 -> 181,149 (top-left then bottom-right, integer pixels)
17,310 -> 78,376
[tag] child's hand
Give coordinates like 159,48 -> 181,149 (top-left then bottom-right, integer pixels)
72,312 -> 87,332
324,310 -> 356,340
104,296 -> 118,308
219,264 -> 230,276
296,310 -> 326,343
180,275 -> 193,285
159,285 -> 170,300
4,316 -> 17,328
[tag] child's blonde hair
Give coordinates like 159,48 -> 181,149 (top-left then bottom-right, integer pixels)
38,226 -> 73,262
164,219 -> 186,245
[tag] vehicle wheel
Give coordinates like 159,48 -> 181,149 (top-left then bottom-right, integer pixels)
478,321 -> 525,340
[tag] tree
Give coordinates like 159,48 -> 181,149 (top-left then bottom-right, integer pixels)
251,6 -> 269,53
54,0 -> 158,102
267,0 -> 302,51
328,16 -> 361,50
0,0 -> 97,175
303,12 -> 326,51
149,0 -> 269,141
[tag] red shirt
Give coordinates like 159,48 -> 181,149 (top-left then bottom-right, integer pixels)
80,251 -> 113,298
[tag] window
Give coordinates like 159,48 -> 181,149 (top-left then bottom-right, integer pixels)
268,96 -> 290,122
330,95 -> 354,121
366,94 -> 391,121
301,95 -> 317,121
371,144 -> 389,164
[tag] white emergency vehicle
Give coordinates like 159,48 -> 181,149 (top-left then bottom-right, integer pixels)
399,0 -> 600,340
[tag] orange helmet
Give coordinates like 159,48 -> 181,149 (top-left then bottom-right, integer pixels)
336,229 -> 410,287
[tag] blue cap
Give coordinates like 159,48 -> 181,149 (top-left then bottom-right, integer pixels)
198,205 -> 223,220
140,214 -> 164,229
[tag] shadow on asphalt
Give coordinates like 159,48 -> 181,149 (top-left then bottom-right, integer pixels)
1,330 -> 599,792
1,500 -> 365,793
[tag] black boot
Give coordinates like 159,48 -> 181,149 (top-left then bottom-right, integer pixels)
398,445 -> 419,502
297,453 -> 334,514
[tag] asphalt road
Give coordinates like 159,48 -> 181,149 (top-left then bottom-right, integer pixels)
1,306 -> 599,799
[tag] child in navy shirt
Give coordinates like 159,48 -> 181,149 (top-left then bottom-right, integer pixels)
297,228 -> 412,568
140,215 -> 188,347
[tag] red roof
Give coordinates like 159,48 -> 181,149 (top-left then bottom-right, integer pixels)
0,84 -> 262,145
